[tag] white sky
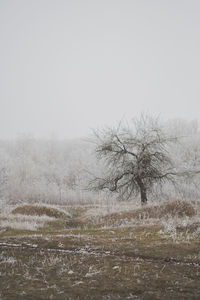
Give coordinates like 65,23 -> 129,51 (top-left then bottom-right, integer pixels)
1,0 -> 200,139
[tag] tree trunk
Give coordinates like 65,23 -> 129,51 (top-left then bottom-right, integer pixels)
140,186 -> 147,205
136,176 -> 148,205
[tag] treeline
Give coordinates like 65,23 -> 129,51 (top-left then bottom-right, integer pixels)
0,119 -> 200,205
0,137 -> 99,204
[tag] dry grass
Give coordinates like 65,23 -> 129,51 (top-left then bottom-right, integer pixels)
0,214 -> 55,230
0,205 -> 72,231
11,205 -> 69,219
0,200 -> 200,299
99,200 -> 196,226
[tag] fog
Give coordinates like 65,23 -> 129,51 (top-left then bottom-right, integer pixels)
1,3 -> 200,296
0,118 -> 199,205
1,0 -> 200,139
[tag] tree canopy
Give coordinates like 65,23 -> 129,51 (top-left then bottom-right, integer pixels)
89,115 -> 180,205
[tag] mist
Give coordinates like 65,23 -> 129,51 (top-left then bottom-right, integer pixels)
1,2 -> 200,297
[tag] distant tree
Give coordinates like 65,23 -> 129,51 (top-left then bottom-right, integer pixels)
89,115 -> 183,205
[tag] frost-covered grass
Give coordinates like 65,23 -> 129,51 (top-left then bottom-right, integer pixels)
1,199 -> 200,234
0,203 -> 74,231
0,213 -> 56,230
0,200 -> 200,299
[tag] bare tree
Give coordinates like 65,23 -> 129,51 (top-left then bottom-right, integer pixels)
89,115 -> 179,205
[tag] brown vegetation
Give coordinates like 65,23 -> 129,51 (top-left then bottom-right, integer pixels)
101,200 -> 196,225
12,205 -> 68,219
0,200 -> 200,299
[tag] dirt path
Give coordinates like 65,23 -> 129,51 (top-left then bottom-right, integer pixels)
1,241 -> 200,268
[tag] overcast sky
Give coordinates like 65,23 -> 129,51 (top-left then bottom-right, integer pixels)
0,0 -> 200,139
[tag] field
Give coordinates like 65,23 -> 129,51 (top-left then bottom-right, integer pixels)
0,200 -> 200,300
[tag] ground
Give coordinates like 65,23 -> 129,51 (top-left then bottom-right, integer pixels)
0,201 -> 200,300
